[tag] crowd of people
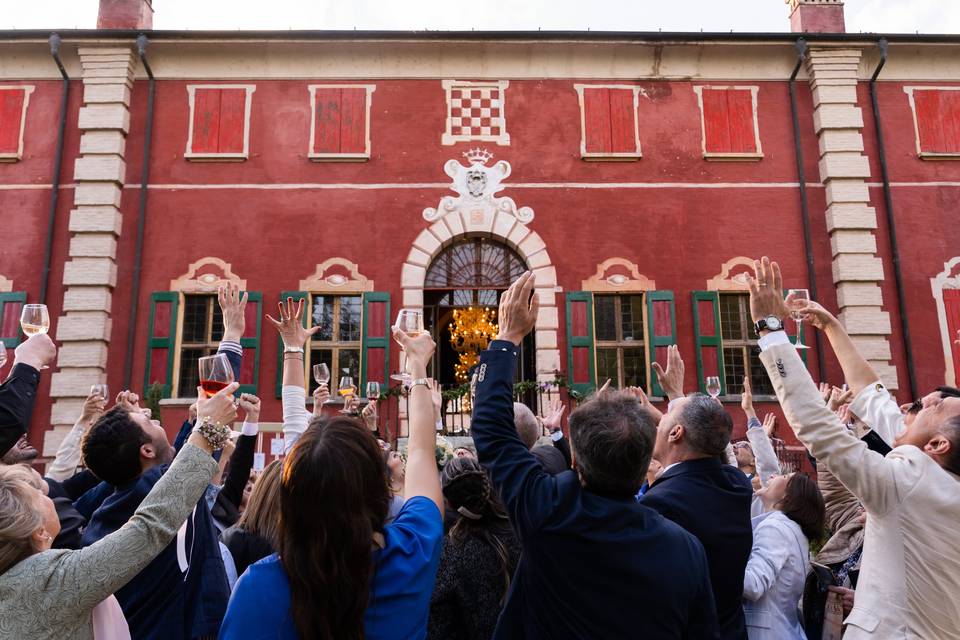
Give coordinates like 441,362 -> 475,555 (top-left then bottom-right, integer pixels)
0,258 -> 958,639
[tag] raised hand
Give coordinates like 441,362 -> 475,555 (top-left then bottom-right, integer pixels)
238,393 -> 261,422
496,271 -> 540,346
741,376 -> 756,417
80,390 -> 107,424
428,379 -> 443,420
798,300 -> 839,332
761,413 -> 777,438
197,381 -> 239,426
116,390 -> 141,412
219,283 -> 249,343
747,257 -> 790,325
625,386 -> 663,424
361,400 -> 378,431
13,333 -> 57,371
266,297 -> 320,349
651,344 -> 685,401
312,384 -> 330,416
819,382 -> 832,406
539,397 -> 567,433
392,327 -> 436,378
828,386 -> 853,412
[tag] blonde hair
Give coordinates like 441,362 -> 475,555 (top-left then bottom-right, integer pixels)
0,465 -> 45,574
235,460 -> 282,548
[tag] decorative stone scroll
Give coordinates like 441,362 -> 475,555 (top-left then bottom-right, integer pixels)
707,257 -> 756,291
0,274 -> 11,293
299,258 -> 373,292
170,257 -> 246,292
581,258 -> 656,292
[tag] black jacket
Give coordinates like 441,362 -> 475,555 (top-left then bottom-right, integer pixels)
220,526 -> 274,578
211,434 -> 256,529
641,457 -> 754,640
0,363 -> 40,457
472,341 -> 718,639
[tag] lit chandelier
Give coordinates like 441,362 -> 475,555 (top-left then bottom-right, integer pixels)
448,307 -> 499,383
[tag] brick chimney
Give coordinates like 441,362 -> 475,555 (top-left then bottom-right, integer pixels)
97,0 -> 154,29
786,0 -> 845,33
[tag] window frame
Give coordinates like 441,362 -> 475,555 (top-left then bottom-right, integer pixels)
903,86 -> 960,159
184,84 -> 256,161
692,85 -> 764,161
716,292 -> 774,400
0,85 -> 35,162
592,293 -> 650,392
172,293 -> 223,398
307,84 -> 376,162
573,84 -> 643,160
304,293 -> 364,392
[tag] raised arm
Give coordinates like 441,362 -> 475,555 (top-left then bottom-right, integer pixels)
743,519 -> 791,601
741,377 -> 781,485
393,328 -> 443,511
46,390 -> 105,482
749,258 -> 910,515
60,383 -> 237,607
799,301 -> 882,398
0,334 -> 55,456
218,283 -> 248,382
267,297 -> 320,453
217,394 -> 260,511
472,273 -> 559,533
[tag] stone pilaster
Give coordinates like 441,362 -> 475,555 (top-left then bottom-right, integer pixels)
806,48 -> 898,388
47,47 -> 135,455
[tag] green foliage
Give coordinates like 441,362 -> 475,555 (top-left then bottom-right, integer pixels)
144,382 -> 164,419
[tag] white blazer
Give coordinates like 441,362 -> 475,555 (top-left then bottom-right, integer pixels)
742,510 -> 809,640
760,341 -> 960,639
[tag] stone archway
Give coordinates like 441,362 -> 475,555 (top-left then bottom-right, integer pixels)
400,150 -> 561,383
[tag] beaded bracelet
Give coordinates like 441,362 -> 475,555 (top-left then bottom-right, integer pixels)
192,416 -> 232,450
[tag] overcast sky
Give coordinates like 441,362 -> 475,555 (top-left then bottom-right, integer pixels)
2,0 -> 958,33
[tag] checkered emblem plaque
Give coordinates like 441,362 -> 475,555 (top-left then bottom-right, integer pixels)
442,80 -> 510,146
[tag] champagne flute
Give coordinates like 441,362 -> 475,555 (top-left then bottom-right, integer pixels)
338,373 -> 356,414
20,304 -> 50,337
706,376 -> 722,400
391,309 -> 425,384
366,380 -> 381,401
198,353 -> 234,398
20,304 -> 51,369
313,362 -> 331,405
785,289 -> 810,349
90,384 -> 109,400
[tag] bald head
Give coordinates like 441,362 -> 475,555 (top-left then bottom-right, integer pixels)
514,402 -> 540,449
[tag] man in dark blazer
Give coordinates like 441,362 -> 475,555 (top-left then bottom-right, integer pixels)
472,273 -> 718,639
641,393 -> 754,640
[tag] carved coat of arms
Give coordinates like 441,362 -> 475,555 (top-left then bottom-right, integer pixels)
423,148 -> 534,224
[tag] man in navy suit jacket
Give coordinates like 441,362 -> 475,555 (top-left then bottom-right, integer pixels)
472,273 -> 718,639
641,393 -> 754,640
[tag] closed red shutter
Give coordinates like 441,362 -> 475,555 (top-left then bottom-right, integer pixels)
0,88 -> 27,157
312,86 -> 370,157
700,87 -> 760,156
913,89 -> 960,155
580,86 -> 639,157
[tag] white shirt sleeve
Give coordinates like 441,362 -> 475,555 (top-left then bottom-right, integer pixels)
746,418 -> 782,487
848,381 -> 903,446
45,418 -> 88,482
282,385 -> 310,454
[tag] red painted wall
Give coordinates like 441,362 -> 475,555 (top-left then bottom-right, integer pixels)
2,71 -> 960,454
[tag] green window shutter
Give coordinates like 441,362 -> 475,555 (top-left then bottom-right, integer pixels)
692,291 -> 726,396
0,291 -> 27,348
275,291 -> 308,398
360,292 -> 391,391
237,291 -> 262,395
646,290 -> 676,397
144,292 -> 179,398
565,291 -> 596,395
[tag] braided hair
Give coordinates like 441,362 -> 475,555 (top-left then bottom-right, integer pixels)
441,457 -> 515,603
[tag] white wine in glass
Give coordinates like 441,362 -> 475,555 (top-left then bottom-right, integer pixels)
90,384 -> 109,400
338,374 -> 356,414
20,304 -> 50,337
706,376 -> 722,399
785,289 -> 810,350
391,309 -> 425,383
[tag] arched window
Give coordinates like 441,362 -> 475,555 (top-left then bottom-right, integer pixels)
425,237 -> 527,290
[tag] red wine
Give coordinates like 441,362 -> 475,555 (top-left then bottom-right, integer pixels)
200,379 -> 229,398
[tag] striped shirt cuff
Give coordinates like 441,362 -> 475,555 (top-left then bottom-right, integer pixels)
746,416 -> 763,430
218,340 -> 243,356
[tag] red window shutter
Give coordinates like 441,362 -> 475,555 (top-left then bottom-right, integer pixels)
583,88 -> 612,154
191,88 -> 221,154
913,90 -> 960,154
0,88 -> 26,155
217,89 -> 247,154
701,87 -> 758,155
608,89 -> 636,153
945,290 -> 960,378
313,87 -> 369,155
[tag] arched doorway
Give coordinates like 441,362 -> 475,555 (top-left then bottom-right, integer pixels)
424,236 -> 536,386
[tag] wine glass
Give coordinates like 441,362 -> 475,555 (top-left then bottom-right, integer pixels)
198,353 -> 234,398
90,384 -> 109,400
391,309 -> 425,384
366,380 -> 381,401
0,343 -> 6,370
706,376 -> 722,400
338,373 -> 356,414
785,289 -> 810,350
20,304 -> 50,337
313,362 -> 331,405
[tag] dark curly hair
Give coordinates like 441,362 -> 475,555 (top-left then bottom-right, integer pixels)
82,406 -> 151,486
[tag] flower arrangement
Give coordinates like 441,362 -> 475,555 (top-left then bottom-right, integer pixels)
435,434 -> 456,470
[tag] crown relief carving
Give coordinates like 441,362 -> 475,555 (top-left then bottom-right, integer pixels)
423,148 -> 534,225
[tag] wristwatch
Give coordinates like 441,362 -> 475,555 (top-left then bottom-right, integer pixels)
753,315 -> 784,335
407,378 -> 431,391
